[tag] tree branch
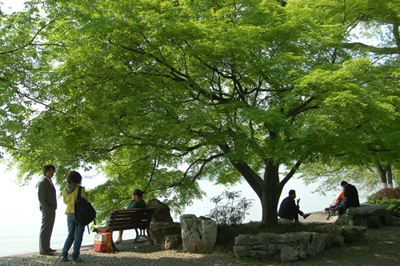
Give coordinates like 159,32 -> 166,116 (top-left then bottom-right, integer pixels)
143,157 -> 158,193
218,143 -> 263,197
0,19 -> 57,55
148,152 -> 225,192
280,161 -> 302,188
342,42 -> 399,55
15,89 -> 66,114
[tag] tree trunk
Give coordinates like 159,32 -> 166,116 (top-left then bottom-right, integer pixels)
261,159 -> 281,224
387,166 -> 393,188
377,164 -> 393,189
223,141 -> 297,224
377,164 -> 388,188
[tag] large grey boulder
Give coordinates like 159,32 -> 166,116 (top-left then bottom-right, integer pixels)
314,224 -> 344,248
149,222 -> 181,246
334,215 -> 350,225
315,224 -> 342,235
234,232 -> 325,263
347,204 -> 386,216
347,204 -> 386,228
341,225 -> 367,243
180,214 -> 217,254
383,213 -> 400,226
346,204 -> 386,228
318,233 -> 334,249
147,199 -> 174,223
162,234 -> 182,250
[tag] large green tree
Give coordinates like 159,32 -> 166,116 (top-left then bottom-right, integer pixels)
3,0 -> 400,224
300,0 -> 400,193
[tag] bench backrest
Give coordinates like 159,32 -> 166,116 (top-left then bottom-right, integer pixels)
107,208 -> 155,231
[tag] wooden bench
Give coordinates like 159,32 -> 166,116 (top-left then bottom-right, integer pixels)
93,208 -> 155,251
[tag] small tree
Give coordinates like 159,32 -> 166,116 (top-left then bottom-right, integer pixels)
208,190 -> 253,226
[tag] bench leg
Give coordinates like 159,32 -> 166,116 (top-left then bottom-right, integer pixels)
111,234 -> 118,251
326,210 -> 332,220
134,229 -> 140,243
134,228 -> 154,245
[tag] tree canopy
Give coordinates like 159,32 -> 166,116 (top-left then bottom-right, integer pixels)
2,0 -> 400,224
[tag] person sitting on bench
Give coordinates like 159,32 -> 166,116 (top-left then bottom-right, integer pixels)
325,190 -> 345,219
326,190 -> 345,211
115,189 -> 146,244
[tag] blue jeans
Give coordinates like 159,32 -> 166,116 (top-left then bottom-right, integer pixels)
61,215 -> 85,260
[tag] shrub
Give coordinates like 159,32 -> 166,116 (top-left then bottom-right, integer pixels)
208,190 -> 253,226
367,199 -> 400,217
368,187 -> 400,201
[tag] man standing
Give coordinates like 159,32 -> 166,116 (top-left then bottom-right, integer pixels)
278,190 -> 311,222
339,181 -> 360,215
38,165 -> 57,255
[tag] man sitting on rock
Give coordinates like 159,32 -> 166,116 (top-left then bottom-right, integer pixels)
338,181 -> 360,215
115,189 -> 146,244
278,190 -> 311,222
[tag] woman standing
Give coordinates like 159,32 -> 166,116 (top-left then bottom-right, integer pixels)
60,171 -> 88,262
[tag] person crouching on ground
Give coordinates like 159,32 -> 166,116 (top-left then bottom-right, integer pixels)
278,190 -> 311,222
115,189 -> 146,244
60,171 -> 88,262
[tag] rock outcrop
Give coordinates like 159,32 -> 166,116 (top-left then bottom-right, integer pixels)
383,213 -> 400,226
149,222 -> 181,246
147,199 -> 183,249
234,232 -> 325,263
147,199 -> 174,223
341,225 -> 367,243
346,204 -> 386,228
162,234 -> 182,250
334,214 -> 350,225
314,224 -> 344,248
180,214 -> 217,254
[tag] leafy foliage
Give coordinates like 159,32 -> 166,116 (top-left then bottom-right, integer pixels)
1,0 -> 400,224
0,3 -> 48,161
208,190 -> 253,225
368,187 -> 400,201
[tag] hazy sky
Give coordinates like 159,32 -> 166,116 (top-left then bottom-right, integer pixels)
1,0 -> 27,13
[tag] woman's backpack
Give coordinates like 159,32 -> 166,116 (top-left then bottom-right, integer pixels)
74,186 -> 96,233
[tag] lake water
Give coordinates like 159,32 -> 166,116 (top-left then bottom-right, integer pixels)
0,163 -> 364,257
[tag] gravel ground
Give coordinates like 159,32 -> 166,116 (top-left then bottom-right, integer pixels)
1,212 -> 399,266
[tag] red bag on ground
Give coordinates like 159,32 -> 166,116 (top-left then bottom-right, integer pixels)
94,232 -> 112,252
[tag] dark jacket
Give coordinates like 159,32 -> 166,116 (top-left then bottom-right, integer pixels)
38,177 -> 57,211
278,196 -> 300,220
343,184 -> 360,209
